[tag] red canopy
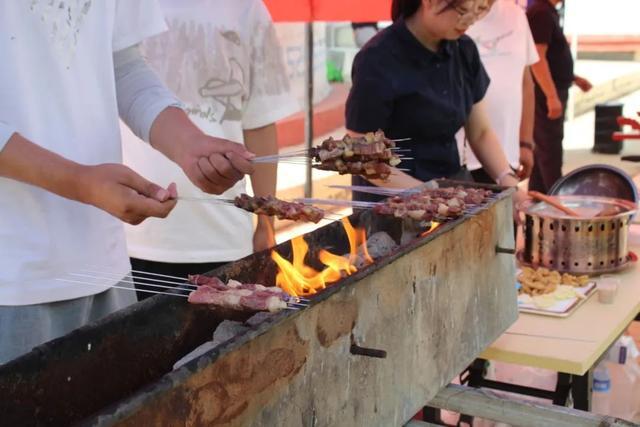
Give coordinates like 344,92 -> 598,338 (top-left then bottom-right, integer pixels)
263,0 -> 391,22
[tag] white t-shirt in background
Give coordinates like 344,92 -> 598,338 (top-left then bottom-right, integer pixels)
0,0 -> 167,305
122,0 -> 299,263
457,0 -> 539,171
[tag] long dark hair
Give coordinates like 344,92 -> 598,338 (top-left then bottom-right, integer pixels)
391,0 -> 466,22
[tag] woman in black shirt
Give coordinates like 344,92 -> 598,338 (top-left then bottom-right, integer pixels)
346,0 -> 525,207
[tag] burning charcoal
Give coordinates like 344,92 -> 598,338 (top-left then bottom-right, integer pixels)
350,254 -> 367,270
365,232 -> 398,259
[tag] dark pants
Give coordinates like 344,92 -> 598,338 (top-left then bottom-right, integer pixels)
528,85 -> 569,194
130,258 -> 226,301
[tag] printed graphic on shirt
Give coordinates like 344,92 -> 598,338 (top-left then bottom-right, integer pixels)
472,30 -> 514,58
142,19 -> 290,124
29,0 -> 93,65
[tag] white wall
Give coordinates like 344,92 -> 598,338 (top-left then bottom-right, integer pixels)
565,0 -> 640,35
274,23 -> 332,109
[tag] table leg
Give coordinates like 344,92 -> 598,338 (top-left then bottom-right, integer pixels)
570,369 -> 593,411
552,373 -> 571,406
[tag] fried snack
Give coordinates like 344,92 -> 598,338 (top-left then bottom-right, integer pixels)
517,267 -> 590,296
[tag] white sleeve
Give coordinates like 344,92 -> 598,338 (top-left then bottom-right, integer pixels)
113,0 -> 167,52
114,45 -> 183,143
242,2 -> 300,130
522,12 -> 540,66
0,122 -> 16,151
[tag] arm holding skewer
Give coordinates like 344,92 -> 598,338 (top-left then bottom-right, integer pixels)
464,100 -> 528,220
245,124 -> 278,251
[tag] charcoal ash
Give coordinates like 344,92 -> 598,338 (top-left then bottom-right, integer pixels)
173,320 -> 249,369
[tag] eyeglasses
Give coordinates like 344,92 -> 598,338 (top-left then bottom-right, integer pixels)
452,5 -> 489,25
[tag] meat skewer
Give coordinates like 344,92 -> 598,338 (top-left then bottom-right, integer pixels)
187,285 -> 289,312
252,131 -> 407,180
187,275 -> 298,313
309,130 -> 402,180
179,194 -> 339,223
298,185 -> 493,222
372,186 -> 493,221
251,137 -> 413,163
233,194 -> 326,223
56,270 -> 306,312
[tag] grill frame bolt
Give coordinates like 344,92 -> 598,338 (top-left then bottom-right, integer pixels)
495,245 -> 516,255
350,343 -> 387,359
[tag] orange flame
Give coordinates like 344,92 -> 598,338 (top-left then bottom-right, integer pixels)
420,221 -> 441,237
272,217 -> 372,297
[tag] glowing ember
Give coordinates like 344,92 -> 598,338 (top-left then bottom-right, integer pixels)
272,217 -> 372,297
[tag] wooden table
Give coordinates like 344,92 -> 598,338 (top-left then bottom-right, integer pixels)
472,224 -> 640,411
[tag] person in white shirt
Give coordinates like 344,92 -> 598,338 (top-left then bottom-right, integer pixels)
0,0 -> 254,364
457,0 -> 539,184
122,0 -> 299,297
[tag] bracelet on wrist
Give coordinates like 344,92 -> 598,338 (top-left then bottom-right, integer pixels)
519,141 -> 535,151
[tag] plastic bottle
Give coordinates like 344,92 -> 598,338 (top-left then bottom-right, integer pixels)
592,361 -> 612,416
607,336 -> 640,420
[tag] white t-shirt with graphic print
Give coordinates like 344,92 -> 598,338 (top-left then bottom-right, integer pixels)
0,0 -> 167,305
122,0 -> 299,263
457,0 -> 539,170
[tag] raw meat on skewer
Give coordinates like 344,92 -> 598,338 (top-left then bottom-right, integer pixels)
188,285 -> 288,312
187,275 -> 292,313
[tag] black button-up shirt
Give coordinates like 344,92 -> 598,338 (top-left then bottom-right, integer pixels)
346,18 -> 490,182
527,0 -> 574,90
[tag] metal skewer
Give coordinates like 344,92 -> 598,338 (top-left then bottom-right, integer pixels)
252,138 -> 413,162
178,196 -> 236,205
81,270 -> 192,288
56,278 -> 304,310
252,157 -> 415,165
327,184 -> 409,196
69,272 -> 194,291
295,198 -> 381,209
73,268 -> 311,303
56,278 -> 188,297
177,196 -> 344,221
